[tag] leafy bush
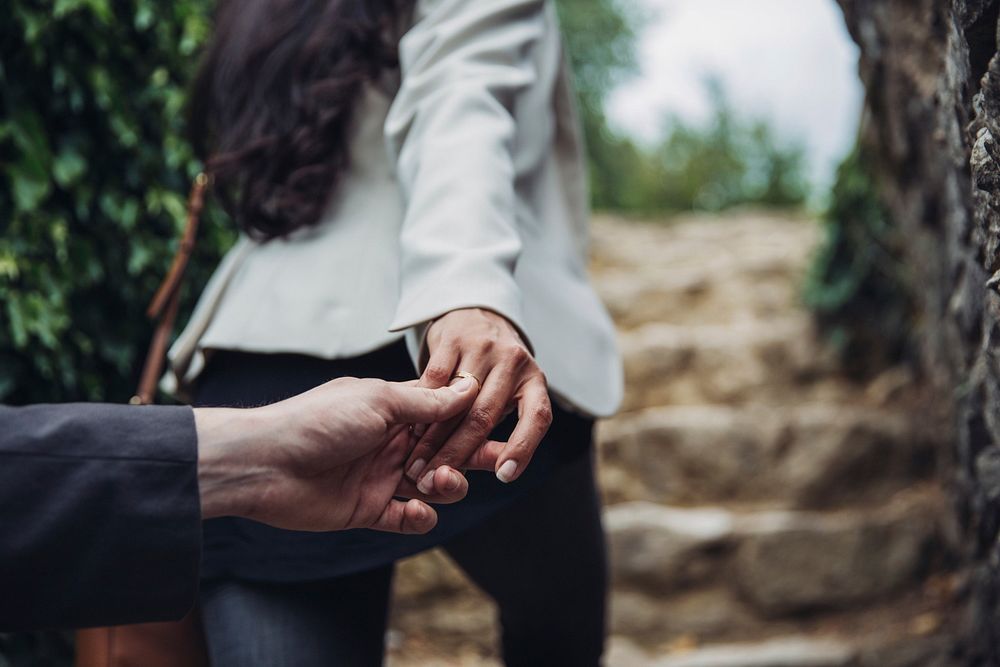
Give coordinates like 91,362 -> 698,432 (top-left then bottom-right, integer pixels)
594,81 -> 810,214
0,0 -> 233,405
651,83 -> 808,212
804,145 -> 915,375
1,1 -> 234,658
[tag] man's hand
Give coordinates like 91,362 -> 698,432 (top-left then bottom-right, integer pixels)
195,376 -> 487,534
403,308 -> 553,491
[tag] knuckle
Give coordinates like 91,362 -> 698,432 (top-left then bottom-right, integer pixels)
533,403 -> 553,427
467,406 -> 496,434
507,433 -> 536,457
423,364 -> 451,385
510,439 -> 533,456
506,344 -> 529,365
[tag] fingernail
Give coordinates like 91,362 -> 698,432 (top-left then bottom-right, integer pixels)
417,470 -> 435,495
496,460 -> 518,483
445,470 -> 462,492
448,377 -> 475,393
407,458 -> 426,481
413,423 -> 427,438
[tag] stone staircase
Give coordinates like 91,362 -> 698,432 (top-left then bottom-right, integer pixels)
385,211 -> 957,666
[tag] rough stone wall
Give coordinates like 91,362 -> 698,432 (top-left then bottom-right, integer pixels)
838,0 -> 1000,662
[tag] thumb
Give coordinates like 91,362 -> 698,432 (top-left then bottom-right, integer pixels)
387,377 -> 478,424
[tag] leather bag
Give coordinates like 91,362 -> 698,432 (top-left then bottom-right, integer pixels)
75,173 -> 212,667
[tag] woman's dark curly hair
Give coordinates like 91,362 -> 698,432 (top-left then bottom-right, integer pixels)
190,0 -> 402,239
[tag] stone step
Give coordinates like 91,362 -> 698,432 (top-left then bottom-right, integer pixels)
389,550 -> 498,659
606,632 -> 956,667
597,404 -> 942,508
589,213 -> 819,276
387,493 -> 947,654
606,491 -> 944,626
385,631 -> 955,667
607,636 -> 855,667
595,264 -> 804,330
610,585 -> 766,642
618,316 -> 844,411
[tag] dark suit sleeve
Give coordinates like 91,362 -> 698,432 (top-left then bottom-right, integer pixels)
0,403 -> 201,630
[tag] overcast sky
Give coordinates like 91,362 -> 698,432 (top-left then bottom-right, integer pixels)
606,0 -> 864,191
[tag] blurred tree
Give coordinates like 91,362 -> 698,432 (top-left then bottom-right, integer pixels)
649,81 -> 809,213
0,0 -> 233,405
554,0 -> 648,210
554,6 -> 808,214
555,0 -> 638,113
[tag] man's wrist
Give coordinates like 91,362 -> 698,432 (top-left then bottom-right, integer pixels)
193,407 -> 273,520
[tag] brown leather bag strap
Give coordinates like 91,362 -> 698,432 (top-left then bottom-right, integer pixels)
130,172 -> 210,406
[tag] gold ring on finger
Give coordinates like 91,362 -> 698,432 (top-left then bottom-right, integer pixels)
452,370 -> 482,387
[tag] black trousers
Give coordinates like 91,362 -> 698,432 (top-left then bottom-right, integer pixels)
194,346 -> 608,666
200,452 -> 606,666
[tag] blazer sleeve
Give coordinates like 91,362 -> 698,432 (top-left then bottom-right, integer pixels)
384,0 -> 547,351
0,403 -> 201,630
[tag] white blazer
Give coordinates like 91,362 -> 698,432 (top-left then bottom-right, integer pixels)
167,0 -> 623,417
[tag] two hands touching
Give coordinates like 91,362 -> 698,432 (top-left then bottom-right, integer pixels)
195,307 -> 552,536
406,308 -> 553,491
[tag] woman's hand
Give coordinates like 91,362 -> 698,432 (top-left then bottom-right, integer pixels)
404,308 -> 553,490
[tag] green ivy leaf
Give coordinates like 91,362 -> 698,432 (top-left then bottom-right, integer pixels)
9,168 -> 51,212
53,0 -> 112,22
52,149 -> 87,187
5,297 -> 29,348
9,111 -> 52,176
135,4 -> 155,30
